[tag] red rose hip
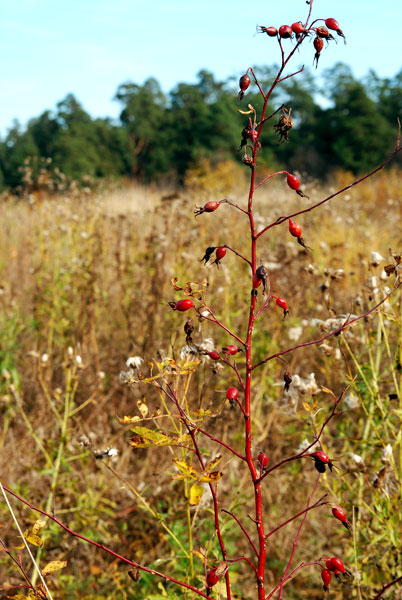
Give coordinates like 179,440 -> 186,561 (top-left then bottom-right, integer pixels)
288,218 -> 302,238
171,299 -> 195,312
321,568 -> 332,592
226,387 -> 239,401
279,25 -> 293,39
258,25 -> 277,37
194,200 -> 220,216
258,451 -> 269,468
238,73 -> 251,100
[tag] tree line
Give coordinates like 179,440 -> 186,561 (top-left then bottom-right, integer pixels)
0,62 -> 400,191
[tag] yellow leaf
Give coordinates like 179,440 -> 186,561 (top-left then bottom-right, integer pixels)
172,459 -> 198,480
42,560 -> 67,576
312,399 -> 318,411
192,549 -> 206,562
199,471 -> 222,483
193,408 -> 211,418
137,398 -> 148,418
189,483 -> 204,506
302,402 -> 311,413
119,415 -> 141,424
205,455 -> 222,472
26,533 -> 43,547
32,519 -> 46,535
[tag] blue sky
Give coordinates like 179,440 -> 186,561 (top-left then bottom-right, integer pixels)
1,0 -> 401,135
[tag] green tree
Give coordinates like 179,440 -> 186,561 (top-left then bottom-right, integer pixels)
115,77 -> 170,180
315,63 -> 392,173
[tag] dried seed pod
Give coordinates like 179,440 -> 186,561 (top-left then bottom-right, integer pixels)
274,107 -> 294,142
200,246 -> 216,265
184,319 -> 194,344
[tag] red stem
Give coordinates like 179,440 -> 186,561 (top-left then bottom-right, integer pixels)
0,484 -> 210,599
371,575 -> 402,600
195,426 -> 245,461
276,475 -> 321,599
222,509 -> 259,557
196,307 -> 245,346
256,141 -> 402,239
252,284 -> 400,371
265,495 -> 327,540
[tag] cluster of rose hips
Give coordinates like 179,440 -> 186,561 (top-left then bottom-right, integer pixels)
320,557 -> 351,592
255,18 -> 345,69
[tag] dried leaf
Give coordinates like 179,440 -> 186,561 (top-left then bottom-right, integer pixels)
32,519 -> 46,535
205,455 -> 222,472
119,415 -> 141,424
199,471 -> 222,483
129,427 -> 191,449
189,483 -> 204,506
128,568 -> 140,582
137,398 -> 148,418
171,277 -> 183,291
192,548 -> 207,562
215,561 -> 228,577
302,401 -> 311,413
193,408 -> 211,418
42,560 -> 67,575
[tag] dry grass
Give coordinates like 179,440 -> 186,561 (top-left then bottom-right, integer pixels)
0,166 -> 401,599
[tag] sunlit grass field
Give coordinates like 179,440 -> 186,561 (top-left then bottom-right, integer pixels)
0,166 -> 401,599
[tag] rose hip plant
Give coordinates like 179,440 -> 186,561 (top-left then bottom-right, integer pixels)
1,1 -> 401,599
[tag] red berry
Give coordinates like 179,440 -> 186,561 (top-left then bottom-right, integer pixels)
291,22 -> 305,35
332,506 -> 351,531
288,218 -> 302,238
239,73 -> 251,92
207,351 -> 221,361
286,173 -> 300,191
226,387 -> 239,401
258,451 -> 269,468
310,451 -> 329,463
276,297 -> 288,311
325,18 -> 340,31
238,74 -> 251,100
332,506 -> 347,523
172,299 -> 194,312
215,247 -> 227,261
223,344 -> 238,355
194,201 -> 220,216
313,36 -> 324,68
325,17 -> 346,41
279,25 -> 293,39
206,568 -> 220,588
326,557 -> 346,574
259,25 -> 277,37
204,201 -> 219,212
313,37 -> 324,52
321,569 -> 332,592
309,451 -> 333,473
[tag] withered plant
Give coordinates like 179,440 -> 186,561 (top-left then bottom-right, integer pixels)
1,2 -> 401,599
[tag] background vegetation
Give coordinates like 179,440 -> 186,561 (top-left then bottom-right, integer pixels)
0,165 -> 401,598
0,63 -> 401,190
